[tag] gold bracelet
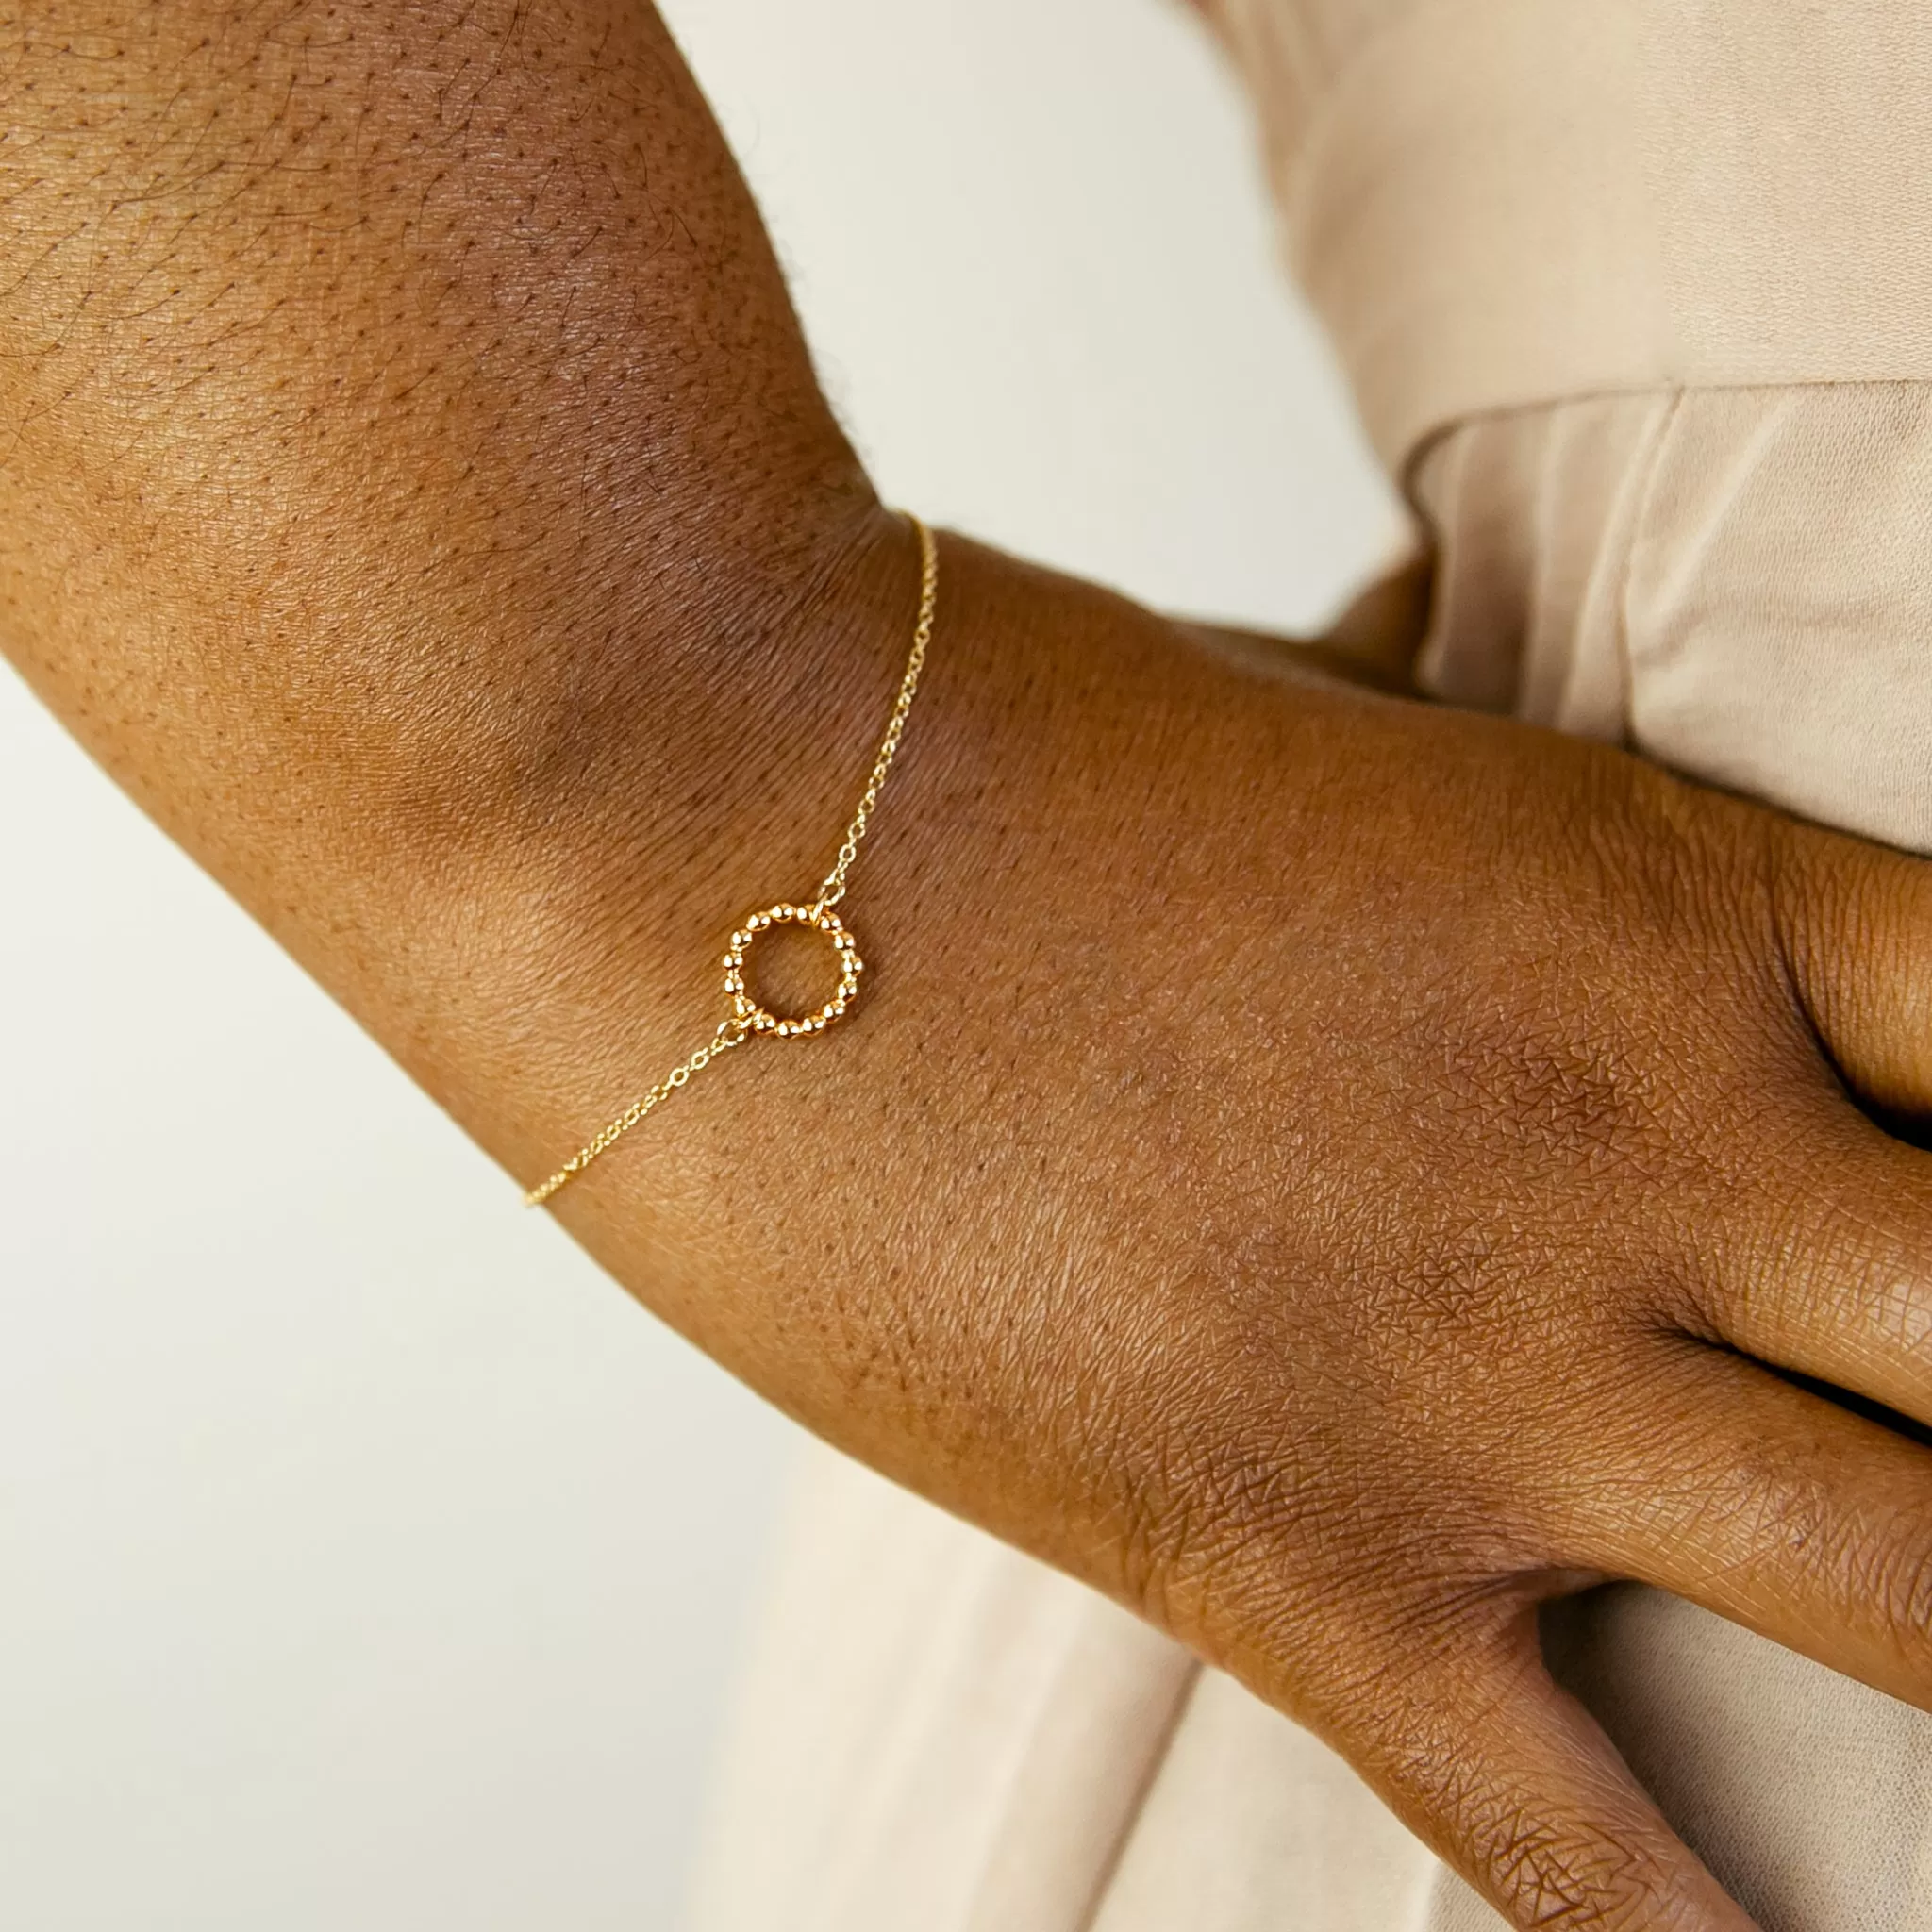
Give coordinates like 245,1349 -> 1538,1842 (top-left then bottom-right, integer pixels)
524,514 -> 941,1208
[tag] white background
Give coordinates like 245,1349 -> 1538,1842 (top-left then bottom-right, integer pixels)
0,2 -> 1400,1925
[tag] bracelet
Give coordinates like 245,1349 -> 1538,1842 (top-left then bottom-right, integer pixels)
524,514 -> 941,1208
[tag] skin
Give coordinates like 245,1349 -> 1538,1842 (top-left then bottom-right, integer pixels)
8,4 -> 1932,1924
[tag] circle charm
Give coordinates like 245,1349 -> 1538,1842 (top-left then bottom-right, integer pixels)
722,903 -> 864,1038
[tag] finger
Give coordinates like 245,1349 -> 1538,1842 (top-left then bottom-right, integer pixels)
1357,1617 -> 1757,1930
1776,831 -> 1932,1119
1705,1119 -> 1932,1433
1561,1344 -> 1932,1708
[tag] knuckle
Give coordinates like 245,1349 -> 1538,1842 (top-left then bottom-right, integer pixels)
1751,1467 -> 1835,1573
1397,1007 -> 1692,1329
1401,954 -> 1687,1215
1854,1512 -> 1932,1654
1391,1737 -> 1708,1932
1487,1824 -> 1643,1928
1457,1794 -> 1707,1932
1744,1460 -> 1932,1663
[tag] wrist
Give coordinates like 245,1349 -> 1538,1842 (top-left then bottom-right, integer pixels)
432,492 -> 937,1190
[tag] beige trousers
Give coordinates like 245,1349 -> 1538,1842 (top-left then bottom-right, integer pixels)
688,6 -> 1932,1925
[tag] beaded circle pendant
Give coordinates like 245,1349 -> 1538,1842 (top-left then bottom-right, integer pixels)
723,903 -> 864,1038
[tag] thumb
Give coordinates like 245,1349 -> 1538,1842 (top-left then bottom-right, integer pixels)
1350,1623 -> 1757,1932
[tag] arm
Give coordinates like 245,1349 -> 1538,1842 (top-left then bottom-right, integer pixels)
8,8 -> 1932,1926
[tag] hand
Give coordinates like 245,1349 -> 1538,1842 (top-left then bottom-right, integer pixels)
587,530 -> 1932,1932
9,8 -> 1932,1925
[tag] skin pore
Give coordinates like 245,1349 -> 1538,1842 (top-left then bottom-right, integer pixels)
10,6 -> 1932,1925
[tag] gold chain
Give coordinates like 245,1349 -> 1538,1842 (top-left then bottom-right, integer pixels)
525,514 -> 941,1208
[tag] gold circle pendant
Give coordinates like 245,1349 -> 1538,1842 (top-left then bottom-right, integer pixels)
723,903 -> 864,1038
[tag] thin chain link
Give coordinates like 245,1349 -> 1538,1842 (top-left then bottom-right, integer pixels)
523,1021 -> 746,1208
524,514 -> 939,1208
815,517 -> 941,911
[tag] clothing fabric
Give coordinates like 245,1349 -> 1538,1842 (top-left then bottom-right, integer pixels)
684,5 -> 1932,1927
1220,0 -> 1932,479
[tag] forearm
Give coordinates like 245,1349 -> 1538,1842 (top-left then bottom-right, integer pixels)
0,0 -> 1226,1503
0,0 -> 902,1174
